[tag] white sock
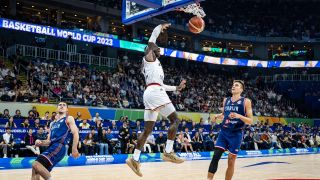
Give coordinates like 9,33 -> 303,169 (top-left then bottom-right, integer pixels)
165,140 -> 174,153
133,149 -> 141,161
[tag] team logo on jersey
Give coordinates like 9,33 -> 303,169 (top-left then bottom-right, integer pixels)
237,101 -> 242,105
235,149 -> 239,152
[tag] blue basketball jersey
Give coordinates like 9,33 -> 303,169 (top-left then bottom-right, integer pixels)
49,115 -> 70,144
221,97 -> 246,132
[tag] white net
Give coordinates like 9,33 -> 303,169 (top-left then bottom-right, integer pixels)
177,3 -> 206,18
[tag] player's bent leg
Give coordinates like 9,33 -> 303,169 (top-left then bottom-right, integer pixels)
31,164 -> 40,180
160,105 -> 184,164
126,110 -> 157,177
166,111 -> 180,141
225,153 -> 237,180
207,147 -> 225,180
136,121 -> 156,151
31,161 -> 52,180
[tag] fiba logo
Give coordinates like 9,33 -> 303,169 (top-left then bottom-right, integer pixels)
246,151 -> 262,156
177,152 -> 205,160
295,149 -> 309,154
86,155 -> 115,165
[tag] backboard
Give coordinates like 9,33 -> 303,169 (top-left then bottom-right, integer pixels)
122,0 -> 203,25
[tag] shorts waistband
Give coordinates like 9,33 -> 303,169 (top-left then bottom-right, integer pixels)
146,83 -> 161,87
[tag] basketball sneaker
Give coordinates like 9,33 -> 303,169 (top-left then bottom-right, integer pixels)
126,157 -> 143,177
161,152 -> 184,164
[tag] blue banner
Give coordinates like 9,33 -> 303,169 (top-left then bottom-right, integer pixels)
0,18 -> 120,47
0,148 -> 319,170
1,17 -> 320,68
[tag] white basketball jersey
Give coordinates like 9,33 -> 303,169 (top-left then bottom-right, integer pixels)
142,57 -> 164,85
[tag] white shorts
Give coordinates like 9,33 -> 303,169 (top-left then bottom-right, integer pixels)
143,86 -> 176,122
144,103 -> 176,122
143,86 -> 171,110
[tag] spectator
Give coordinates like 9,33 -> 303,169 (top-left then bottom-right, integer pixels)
21,118 -> 30,128
192,132 -> 203,152
260,130 -> 271,149
13,109 -> 24,119
79,119 -> 90,129
242,131 -> 251,150
1,109 -> 10,119
27,111 -> 36,120
315,134 -> 320,147
99,129 -> 109,155
253,130 -> 263,150
83,133 -> 94,155
145,134 -> 156,153
198,128 -> 205,150
92,113 -> 103,122
106,128 -> 115,154
127,132 -> 137,154
33,118 -> 41,129
24,128 -> 40,155
95,120 -> 103,134
205,131 -> 215,151
75,112 -> 82,121
36,126 -> 47,153
135,120 -> 143,131
29,106 -> 39,118
110,121 -> 118,130
156,132 -> 166,153
5,117 -> 17,128
90,129 -> 99,155
41,111 -> 50,120
39,93 -> 49,104
183,128 -> 194,152
1,127 -> 19,157
270,132 -> 281,149
282,132 -> 293,148
119,122 -> 130,154
159,120 -> 168,131
50,112 -> 57,121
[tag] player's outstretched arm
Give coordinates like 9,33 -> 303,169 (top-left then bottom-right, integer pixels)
67,116 -> 80,158
163,79 -> 186,91
149,23 -> 171,44
145,23 -> 171,62
229,98 -> 253,124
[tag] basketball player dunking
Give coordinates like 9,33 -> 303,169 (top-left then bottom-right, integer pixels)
126,23 -> 187,177
31,102 -> 80,180
207,80 -> 253,180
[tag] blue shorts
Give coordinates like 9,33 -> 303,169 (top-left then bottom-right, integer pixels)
215,129 -> 243,155
36,143 -> 66,172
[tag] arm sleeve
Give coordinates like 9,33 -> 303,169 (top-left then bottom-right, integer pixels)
162,84 -> 177,91
149,25 -> 162,43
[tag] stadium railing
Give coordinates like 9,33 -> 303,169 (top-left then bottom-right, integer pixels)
262,74 -> 320,82
6,44 -> 119,68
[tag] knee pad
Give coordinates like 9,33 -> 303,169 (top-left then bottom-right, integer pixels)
208,147 -> 224,174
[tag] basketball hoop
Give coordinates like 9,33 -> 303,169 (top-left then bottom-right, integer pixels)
176,0 -> 206,18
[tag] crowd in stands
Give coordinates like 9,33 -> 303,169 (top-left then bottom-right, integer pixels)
0,52 -> 309,118
79,0 -> 320,40
0,58 -> 44,103
19,55 -> 303,118
161,0 -> 320,40
0,107 -> 319,158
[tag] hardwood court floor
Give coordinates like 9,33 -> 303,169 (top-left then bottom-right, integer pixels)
0,154 -> 319,180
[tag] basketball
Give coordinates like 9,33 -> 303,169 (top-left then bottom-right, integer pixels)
188,16 -> 205,34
